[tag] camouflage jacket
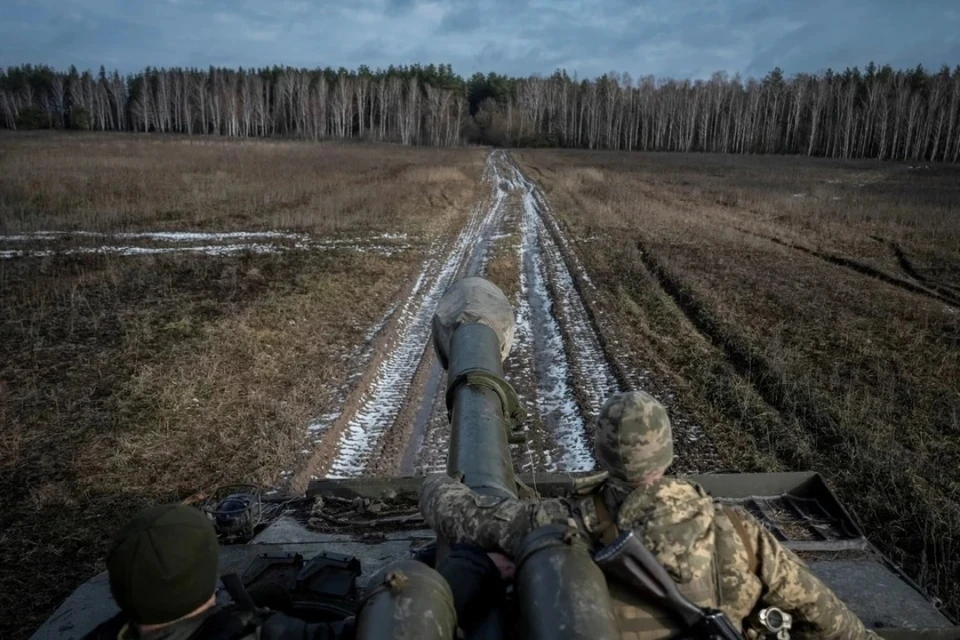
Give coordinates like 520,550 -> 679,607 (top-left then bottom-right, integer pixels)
420,474 -> 880,640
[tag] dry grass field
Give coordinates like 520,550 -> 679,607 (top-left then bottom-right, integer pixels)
515,149 -> 960,613
4,133 -> 958,638
0,133 -> 484,639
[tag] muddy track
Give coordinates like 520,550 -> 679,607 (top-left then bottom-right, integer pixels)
322,157 -> 506,479
632,237 -> 851,462
887,241 -> 960,305
293,150 -> 635,482
733,226 -> 958,308
403,150 -> 515,473
501,156 -> 621,470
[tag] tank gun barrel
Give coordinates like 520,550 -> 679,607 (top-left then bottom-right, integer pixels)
432,277 -> 520,498
432,278 -> 619,640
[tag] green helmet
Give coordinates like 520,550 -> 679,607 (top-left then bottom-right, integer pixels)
107,504 -> 220,625
593,391 -> 674,483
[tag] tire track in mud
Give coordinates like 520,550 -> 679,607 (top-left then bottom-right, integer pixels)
503,154 -> 621,471
407,150 -> 515,474
323,206 -> 493,476
303,151 -> 511,479
887,241 -> 960,306
503,196 -> 552,473
733,226 -> 959,308
297,150 -> 628,482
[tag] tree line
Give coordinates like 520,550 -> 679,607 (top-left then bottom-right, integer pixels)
2,62 -> 959,161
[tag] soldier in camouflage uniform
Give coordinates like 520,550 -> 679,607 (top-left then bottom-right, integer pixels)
420,390 -> 880,640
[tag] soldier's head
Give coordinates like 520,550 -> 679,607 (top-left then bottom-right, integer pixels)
107,504 -> 220,630
594,390 -> 674,486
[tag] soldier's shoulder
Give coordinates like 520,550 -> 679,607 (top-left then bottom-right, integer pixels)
615,477 -> 714,526
647,476 -> 709,501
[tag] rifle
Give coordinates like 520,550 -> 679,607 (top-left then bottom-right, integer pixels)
595,530 -> 746,640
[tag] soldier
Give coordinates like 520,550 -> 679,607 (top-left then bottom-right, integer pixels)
420,390 -> 880,640
83,503 -> 355,640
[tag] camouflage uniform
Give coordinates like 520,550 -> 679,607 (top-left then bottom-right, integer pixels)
420,391 -> 880,640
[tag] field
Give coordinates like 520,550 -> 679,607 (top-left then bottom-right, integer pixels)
514,148 -> 960,609
2,134 -> 959,638
0,133 -> 485,638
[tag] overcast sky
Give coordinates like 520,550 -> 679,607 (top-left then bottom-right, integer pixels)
2,0 -> 958,79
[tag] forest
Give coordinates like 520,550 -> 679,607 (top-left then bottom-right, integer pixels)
2,62 -> 959,161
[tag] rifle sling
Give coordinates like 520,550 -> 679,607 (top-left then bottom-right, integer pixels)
592,491 -> 621,546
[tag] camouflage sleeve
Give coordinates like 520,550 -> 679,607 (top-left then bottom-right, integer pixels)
419,474 -> 573,556
740,511 -> 881,640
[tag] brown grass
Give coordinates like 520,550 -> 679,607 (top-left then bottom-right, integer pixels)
0,133 -> 484,640
0,131 -> 481,236
515,149 -> 960,614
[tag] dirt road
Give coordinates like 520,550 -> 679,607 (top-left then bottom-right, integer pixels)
294,150 -> 626,483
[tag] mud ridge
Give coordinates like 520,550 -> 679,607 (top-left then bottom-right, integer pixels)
734,226 -> 956,308
413,382 -> 451,475
888,242 -> 960,305
634,238 -> 845,465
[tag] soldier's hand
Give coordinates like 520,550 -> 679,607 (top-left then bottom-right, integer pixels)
487,552 -> 516,581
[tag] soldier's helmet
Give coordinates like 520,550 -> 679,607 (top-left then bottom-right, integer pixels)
594,390 -> 674,483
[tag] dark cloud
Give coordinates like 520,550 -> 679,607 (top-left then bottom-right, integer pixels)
438,4 -> 483,34
0,0 -> 956,79
384,0 -> 417,16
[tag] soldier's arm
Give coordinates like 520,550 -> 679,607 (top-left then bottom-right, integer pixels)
419,474 -> 572,555
739,511 -> 880,640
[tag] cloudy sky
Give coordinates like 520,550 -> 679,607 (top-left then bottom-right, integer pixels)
2,0 -> 958,79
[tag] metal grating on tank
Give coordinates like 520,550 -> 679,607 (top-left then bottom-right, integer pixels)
718,494 -> 866,551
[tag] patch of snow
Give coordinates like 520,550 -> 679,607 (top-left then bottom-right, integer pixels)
308,412 -> 342,434
0,232 -> 412,259
512,160 -> 596,471
325,152 -> 507,478
0,230 -> 307,242
0,243 -> 282,259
